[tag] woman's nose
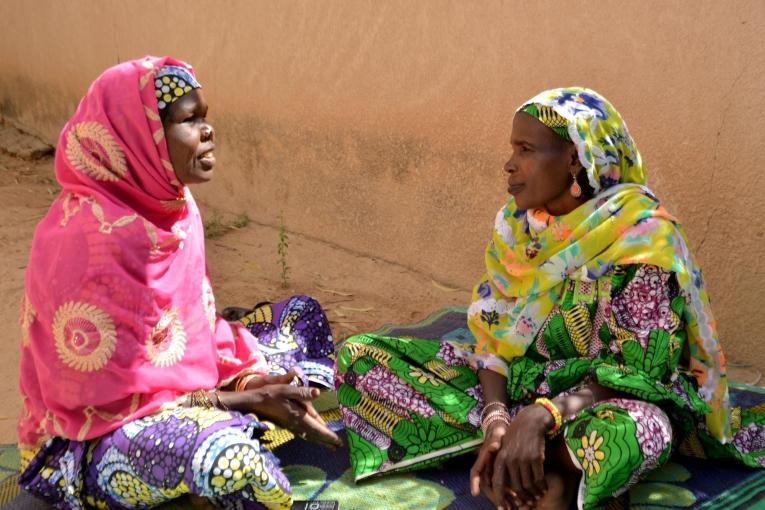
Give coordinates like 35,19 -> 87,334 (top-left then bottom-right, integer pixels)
202,124 -> 214,142
504,158 -> 515,174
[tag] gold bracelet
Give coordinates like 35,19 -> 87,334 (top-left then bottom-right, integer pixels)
479,401 -> 508,424
235,374 -> 258,393
190,390 -> 215,409
534,397 -> 563,437
213,390 -> 229,411
481,410 -> 511,434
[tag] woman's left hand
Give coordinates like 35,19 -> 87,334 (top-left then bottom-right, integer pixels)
491,404 -> 552,508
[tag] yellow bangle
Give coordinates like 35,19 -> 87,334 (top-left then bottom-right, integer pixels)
534,397 -> 563,437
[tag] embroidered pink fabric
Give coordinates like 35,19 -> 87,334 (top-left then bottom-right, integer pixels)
17,56 -> 268,448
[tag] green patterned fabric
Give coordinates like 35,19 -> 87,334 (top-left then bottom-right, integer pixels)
335,335 -> 483,480
338,265 -> 765,508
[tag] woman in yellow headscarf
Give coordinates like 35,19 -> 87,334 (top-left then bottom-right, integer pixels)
335,88 -> 763,509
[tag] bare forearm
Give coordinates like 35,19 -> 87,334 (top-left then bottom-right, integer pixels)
478,369 -> 508,406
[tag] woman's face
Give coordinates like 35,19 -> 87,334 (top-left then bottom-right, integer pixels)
505,112 -> 581,215
162,89 -> 216,185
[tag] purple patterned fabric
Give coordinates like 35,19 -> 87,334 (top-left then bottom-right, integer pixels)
246,295 -> 335,388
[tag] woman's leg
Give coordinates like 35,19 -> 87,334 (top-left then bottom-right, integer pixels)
559,398 -> 673,509
335,334 -> 483,479
244,295 -> 335,388
81,407 -> 292,510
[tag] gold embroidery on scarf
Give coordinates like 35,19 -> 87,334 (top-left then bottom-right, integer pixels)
77,393 -> 141,441
143,219 -> 160,255
145,309 -> 187,367
19,293 -> 36,347
153,127 -> 164,144
161,198 -> 187,211
139,70 -> 154,91
39,410 -> 66,440
202,278 -> 217,332
65,122 -> 127,182
88,200 -> 138,234
61,194 -> 138,233
144,105 -> 161,122
52,301 -> 117,372
60,193 -> 85,226
143,219 -> 187,256
161,159 -> 175,172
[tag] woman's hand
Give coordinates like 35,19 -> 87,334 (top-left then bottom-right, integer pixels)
470,419 -> 509,507
221,370 -> 342,449
492,404 -> 552,508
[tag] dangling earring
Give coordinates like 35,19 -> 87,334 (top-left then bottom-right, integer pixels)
570,175 -> 582,198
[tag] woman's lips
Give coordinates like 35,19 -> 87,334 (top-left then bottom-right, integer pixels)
508,183 -> 524,194
197,150 -> 215,171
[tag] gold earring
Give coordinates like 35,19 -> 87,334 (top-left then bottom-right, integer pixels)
570,177 -> 582,198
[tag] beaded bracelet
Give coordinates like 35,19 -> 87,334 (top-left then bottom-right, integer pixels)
534,397 -> 563,437
479,401 -> 508,424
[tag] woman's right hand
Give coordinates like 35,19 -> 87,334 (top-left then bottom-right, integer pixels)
470,420 -> 510,508
220,371 -> 342,449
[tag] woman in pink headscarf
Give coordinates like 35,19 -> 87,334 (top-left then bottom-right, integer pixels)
17,56 -> 340,510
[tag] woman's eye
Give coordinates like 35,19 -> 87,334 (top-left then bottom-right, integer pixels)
182,116 -> 196,123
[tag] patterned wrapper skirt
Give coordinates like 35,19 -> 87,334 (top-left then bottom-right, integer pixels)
335,334 -> 705,509
20,295 -> 333,510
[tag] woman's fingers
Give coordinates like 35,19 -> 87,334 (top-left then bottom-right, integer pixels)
470,446 -> 491,496
295,409 -> 342,447
532,456 -> 547,497
491,450 -> 508,506
516,461 -> 539,505
295,399 -> 325,423
245,371 -> 294,389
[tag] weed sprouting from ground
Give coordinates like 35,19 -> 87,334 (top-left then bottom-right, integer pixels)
277,212 -> 290,288
204,212 -> 251,239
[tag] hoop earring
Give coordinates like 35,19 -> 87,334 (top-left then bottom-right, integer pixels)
570,178 -> 582,198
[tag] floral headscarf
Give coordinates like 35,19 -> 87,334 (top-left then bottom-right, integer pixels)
468,87 -> 730,441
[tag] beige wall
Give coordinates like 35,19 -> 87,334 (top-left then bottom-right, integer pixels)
2,1 -> 764,366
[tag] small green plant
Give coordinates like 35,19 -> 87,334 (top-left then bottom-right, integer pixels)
204,211 -> 250,239
231,212 -> 250,229
204,214 -> 226,239
277,212 -> 290,288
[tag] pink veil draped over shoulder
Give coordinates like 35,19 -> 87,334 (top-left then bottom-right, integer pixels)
18,56 -> 268,449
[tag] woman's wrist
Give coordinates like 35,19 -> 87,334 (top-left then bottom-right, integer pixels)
522,401 -> 554,433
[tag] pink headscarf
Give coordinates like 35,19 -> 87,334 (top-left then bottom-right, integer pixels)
18,56 -> 268,449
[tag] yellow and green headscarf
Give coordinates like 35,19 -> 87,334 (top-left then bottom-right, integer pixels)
468,87 -> 730,441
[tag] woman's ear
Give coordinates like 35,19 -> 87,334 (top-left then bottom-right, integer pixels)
568,144 -> 581,172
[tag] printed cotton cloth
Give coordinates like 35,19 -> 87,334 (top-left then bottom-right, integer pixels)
20,295 -> 336,509
467,87 -> 729,441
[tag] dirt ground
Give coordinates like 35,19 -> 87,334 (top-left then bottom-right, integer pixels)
0,121 -> 473,444
0,121 -> 761,445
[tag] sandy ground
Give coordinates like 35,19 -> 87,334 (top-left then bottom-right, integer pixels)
0,122 -> 761,445
0,121 -> 472,443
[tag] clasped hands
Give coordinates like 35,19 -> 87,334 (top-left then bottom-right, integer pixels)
470,404 -> 554,509
218,369 -> 342,449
